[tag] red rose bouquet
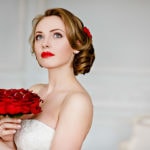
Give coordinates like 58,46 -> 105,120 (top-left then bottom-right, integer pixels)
0,88 -> 42,117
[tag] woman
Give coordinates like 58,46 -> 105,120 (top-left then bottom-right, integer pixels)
0,8 -> 95,150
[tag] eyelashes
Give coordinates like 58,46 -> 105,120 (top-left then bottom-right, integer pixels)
35,34 -> 43,41
53,32 -> 63,38
35,32 -> 63,41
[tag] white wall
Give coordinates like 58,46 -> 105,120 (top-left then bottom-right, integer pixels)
0,0 -> 150,149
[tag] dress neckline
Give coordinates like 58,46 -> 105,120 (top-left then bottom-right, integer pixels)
23,119 -> 55,132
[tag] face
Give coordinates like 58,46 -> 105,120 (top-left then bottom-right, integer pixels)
34,16 -> 75,69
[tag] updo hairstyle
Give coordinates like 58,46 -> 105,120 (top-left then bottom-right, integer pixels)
29,8 -> 95,75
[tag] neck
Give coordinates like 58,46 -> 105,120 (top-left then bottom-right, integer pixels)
46,66 -> 77,92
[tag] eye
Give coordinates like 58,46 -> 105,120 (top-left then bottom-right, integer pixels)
53,32 -> 63,38
35,34 -> 43,41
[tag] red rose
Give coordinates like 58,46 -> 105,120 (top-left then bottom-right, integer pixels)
83,26 -> 92,38
0,101 -> 6,114
0,88 -> 42,117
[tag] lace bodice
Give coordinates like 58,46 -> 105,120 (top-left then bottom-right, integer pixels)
14,119 -> 55,150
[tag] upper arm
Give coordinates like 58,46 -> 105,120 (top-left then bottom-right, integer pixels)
51,93 -> 93,150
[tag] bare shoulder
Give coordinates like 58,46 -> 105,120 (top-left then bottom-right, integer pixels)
64,91 -> 93,109
29,83 -> 46,94
60,91 -> 93,121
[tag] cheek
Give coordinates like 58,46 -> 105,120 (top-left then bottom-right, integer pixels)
34,44 -> 41,54
58,42 -> 73,55
61,49 -> 74,63
57,47 -> 73,59
34,43 -> 38,51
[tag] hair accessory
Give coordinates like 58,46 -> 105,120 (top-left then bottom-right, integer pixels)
83,26 -> 92,38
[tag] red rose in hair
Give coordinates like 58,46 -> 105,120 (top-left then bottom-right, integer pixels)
0,88 -> 42,117
83,26 -> 92,38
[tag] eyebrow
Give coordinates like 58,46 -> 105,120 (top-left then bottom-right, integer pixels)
35,29 -> 65,34
50,29 -> 65,33
35,31 -> 42,34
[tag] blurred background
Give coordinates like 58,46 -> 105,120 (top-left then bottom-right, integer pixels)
0,0 -> 150,149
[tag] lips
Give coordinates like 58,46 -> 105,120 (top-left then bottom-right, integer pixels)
41,51 -> 55,58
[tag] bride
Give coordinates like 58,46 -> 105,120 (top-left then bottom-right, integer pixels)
0,8 -> 95,150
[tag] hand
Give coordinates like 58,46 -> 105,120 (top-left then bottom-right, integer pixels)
0,117 -> 21,142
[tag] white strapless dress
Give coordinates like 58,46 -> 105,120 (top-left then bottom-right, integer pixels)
14,119 -> 55,150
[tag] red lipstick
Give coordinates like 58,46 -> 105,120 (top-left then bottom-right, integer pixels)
41,51 -> 55,58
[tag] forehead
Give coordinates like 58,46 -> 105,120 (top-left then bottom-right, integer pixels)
35,16 -> 65,31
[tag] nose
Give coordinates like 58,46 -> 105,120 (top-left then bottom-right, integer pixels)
42,38 -> 50,48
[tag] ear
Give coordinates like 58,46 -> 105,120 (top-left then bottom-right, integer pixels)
73,50 -> 80,54
73,40 -> 81,54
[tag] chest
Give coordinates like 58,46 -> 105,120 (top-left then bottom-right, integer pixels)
34,92 -> 66,128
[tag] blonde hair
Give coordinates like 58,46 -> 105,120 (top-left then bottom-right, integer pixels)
29,8 -> 95,75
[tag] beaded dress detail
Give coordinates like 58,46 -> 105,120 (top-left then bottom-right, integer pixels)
14,119 -> 55,150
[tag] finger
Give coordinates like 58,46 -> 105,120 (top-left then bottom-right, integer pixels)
0,123 -> 21,130
0,129 -> 16,137
0,117 -> 21,125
